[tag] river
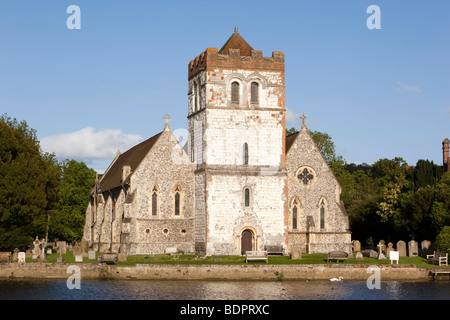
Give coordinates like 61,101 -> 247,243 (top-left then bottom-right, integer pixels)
0,279 -> 448,300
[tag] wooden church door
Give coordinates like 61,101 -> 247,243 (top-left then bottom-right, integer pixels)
241,229 -> 253,254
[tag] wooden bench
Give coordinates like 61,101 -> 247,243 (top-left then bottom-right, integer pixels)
245,251 -> 268,264
327,251 -> 349,263
264,245 -> 284,255
99,253 -> 118,265
426,251 -> 448,266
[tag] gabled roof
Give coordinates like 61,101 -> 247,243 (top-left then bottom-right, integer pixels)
98,132 -> 162,192
286,132 -> 299,153
219,28 -> 254,56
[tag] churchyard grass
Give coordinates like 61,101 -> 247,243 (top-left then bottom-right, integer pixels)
29,252 -> 442,268
108,253 -> 431,267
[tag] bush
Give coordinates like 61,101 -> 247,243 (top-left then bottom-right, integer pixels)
434,226 -> 450,252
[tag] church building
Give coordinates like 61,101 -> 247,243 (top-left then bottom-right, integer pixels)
82,29 -> 352,256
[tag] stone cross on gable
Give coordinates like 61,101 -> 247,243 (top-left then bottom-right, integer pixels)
163,114 -> 171,128
300,114 -> 307,128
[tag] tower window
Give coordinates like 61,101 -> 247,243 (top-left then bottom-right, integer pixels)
244,188 -> 250,207
231,81 -> 240,105
194,82 -> 199,112
243,142 -> 249,165
251,82 -> 259,105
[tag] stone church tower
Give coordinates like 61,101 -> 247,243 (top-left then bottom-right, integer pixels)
82,29 -> 351,256
188,27 -> 287,255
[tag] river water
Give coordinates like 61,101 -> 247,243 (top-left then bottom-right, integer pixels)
0,279 -> 449,300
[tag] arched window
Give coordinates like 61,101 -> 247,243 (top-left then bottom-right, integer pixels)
151,184 -> 159,216
231,81 -> 240,105
174,185 -> 182,216
193,82 -> 199,112
244,188 -> 250,207
320,198 -> 326,230
292,198 -> 299,230
243,142 -> 249,165
251,82 -> 259,105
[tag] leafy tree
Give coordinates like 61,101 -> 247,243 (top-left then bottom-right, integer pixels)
0,114 -> 60,250
434,226 -> 450,252
49,160 -> 97,242
407,160 -> 443,191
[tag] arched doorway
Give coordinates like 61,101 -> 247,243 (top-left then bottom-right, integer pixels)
241,229 -> 253,255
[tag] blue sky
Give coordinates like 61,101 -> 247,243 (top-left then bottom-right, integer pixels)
1,1 -> 449,173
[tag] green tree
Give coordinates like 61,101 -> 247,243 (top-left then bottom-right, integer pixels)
0,114 -> 61,250
411,160 -> 443,191
434,226 -> 450,252
49,160 -> 97,242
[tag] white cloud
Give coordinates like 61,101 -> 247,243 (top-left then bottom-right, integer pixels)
40,127 -> 144,161
396,81 -> 422,93
285,108 -> 302,124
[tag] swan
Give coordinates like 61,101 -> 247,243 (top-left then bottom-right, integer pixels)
330,276 -> 343,282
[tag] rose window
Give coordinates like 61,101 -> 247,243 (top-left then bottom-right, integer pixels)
297,167 -> 314,185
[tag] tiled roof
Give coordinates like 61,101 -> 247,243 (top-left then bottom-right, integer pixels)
286,132 -> 299,153
99,132 -> 162,191
219,30 -> 254,56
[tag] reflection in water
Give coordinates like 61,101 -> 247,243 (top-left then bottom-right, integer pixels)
0,279 -> 449,300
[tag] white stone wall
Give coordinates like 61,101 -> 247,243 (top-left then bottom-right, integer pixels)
204,109 -> 284,167
188,64 -> 287,256
206,174 -> 287,256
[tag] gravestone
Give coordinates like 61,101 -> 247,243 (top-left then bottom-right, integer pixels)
80,241 -> 89,258
25,250 -> 32,259
75,255 -> 83,262
353,240 -> 361,252
378,240 -> 386,254
18,252 -> 26,264
32,237 -> 42,259
118,253 -> 127,262
56,241 -> 67,254
290,249 -> 302,260
12,248 -> 19,261
57,252 -> 63,263
88,250 -> 96,260
362,249 -> 378,258
421,240 -> 432,256
396,240 -> 407,257
46,248 -> 52,255
378,253 -> 386,260
355,252 -> 364,260
386,242 -> 394,258
408,240 -> 418,257
73,245 -> 82,257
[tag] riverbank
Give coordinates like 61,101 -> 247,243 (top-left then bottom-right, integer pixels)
0,262 -> 442,281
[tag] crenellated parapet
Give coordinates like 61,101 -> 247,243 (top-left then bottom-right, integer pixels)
189,47 -> 284,80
